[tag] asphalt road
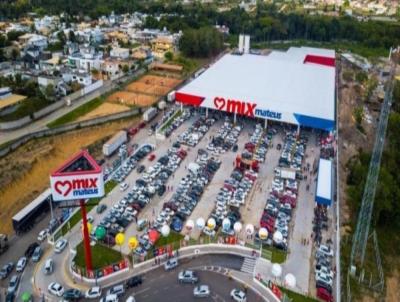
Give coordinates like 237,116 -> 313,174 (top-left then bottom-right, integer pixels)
81,254 -> 263,302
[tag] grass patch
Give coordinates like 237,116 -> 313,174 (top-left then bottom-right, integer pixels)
246,243 -> 287,263
47,97 -> 104,128
154,231 -> 184,250
158,109 -> 182,133
74,242 -> 122,270
59,180 -> 118,236
252,40 -> 389,59
279,286 -> 319,302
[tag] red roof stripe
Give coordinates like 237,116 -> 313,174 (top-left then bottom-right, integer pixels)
304,54 -> 335,67
175,92 -> 205,107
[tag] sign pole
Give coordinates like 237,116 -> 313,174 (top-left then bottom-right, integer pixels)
80,199 -> 93,271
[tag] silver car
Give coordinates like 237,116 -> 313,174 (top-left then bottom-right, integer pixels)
193,285 -> 210,298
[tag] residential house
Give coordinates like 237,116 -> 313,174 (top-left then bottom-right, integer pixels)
151,36 -> 175,58
62,69 -> 92,87
110,46 -> 130,59
67,45 -> 103,72
18,34 -> 48,50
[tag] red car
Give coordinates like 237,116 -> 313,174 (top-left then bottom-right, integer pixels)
128,127 -> 138,136
148,154 -> 156,161
317,287 -> 333,302
138,121 -> 146,129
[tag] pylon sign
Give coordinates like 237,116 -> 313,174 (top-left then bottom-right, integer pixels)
50,150 -> 104,201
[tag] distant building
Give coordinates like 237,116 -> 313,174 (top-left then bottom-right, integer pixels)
62,69 -> 92,87
18,34 -> 48,50
110,47 -> 130,59
0,87 -> 12,100
151,36 -> 175,58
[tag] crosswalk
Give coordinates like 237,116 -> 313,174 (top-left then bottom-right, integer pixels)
240,257 -> 256,274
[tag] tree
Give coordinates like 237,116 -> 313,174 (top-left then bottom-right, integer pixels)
355,71 -> 368,84
45,84 -> 55,100
122,65 -> 129,74
179,27 -> 223,58
7,31 -> 24,42
69,30 -> 76,43
11,48 -> 19,61
164,51 -> 173,61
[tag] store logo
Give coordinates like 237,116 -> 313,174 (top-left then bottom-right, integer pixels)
54,178 -> 99,197
255,109 -> 282,120
213,97 -> 257,117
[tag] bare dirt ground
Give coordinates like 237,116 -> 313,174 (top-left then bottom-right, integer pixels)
385,269 -> 399,302
107,91 -> 158,107
0,118 -> 138,234
137,74 -> 182,88
76,102 -> 130,121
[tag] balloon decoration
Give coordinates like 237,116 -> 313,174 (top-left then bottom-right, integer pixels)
185,219 -> 194,232
233,222 -> 242,233
81,222 -> 92,235
258,227 -> 269,240
115,233 -> 125,246
207,218 -> 216,230
271,263 -> 282,278
245,224 -> 254,235
161,225 -> 170,237
196,217 -> 205,230
284,273 -> 296,288
222,218 -> 231,231
128,237 -> 138,250
95,226 -> 106,240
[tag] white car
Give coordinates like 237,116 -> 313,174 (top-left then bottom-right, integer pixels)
202,227 -> 216,237
316,272 -> 333,286
54,238 -> 68,253
37,229 -> 49,241
16,257 -> 27,272
230,289 -> 246,302
48,282 -> 64,297
85,286 -> 102,299
318,244 -> 334,257
193,285 -> 210,298
120,183 -> 129,191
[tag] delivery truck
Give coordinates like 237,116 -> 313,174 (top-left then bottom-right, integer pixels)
143,107 -> 158,122
274,167 -> 296,180
103,130 -> 128,157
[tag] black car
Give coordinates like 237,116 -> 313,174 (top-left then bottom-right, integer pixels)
0,263 -> 14,279
126,276 -> 143,288
63,288 -> 82,301
137,165 -> 145,173
25,242 -> 39,258
5,292 -> 14,302
232,144 -> 238,152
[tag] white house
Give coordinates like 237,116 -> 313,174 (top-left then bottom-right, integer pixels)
110,47 -> 130,59
62,69 -> 93,87
19,34 -> 48,50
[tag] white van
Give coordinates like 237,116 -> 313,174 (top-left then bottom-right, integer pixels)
44,259 -> 54,275
164,258 -> 178,271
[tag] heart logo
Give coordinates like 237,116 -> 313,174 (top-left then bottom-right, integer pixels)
214,97 -> 226,110
55,180 -> 73,196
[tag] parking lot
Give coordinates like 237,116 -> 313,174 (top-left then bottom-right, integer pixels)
64,107 -> 336,296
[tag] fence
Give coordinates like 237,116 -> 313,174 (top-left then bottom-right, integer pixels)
0,80 -> 105,131
0,108 -> 142,158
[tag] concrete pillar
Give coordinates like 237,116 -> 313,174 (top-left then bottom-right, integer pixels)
296,124 -> 301,137
234,113 -> 237,124
206,107 -> 208,118
180,103 -> 183,111
264,118 -> 268,129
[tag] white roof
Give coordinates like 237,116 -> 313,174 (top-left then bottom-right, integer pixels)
178,47 -> 335,124
12,188 -> 52,222
316,159 -> 332,201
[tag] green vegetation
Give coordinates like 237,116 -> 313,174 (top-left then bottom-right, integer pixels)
246,243 -> 287,263
59,180 -> 118,236
179,27 -> 224,58
74,242 -> 122,270
343,80 -> 400,296
47,97 -> 104,128
154,231 -> 184,250
279,287 -> 319,302
159,109 -> 182,133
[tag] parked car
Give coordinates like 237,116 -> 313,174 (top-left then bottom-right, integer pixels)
48,282 -> 64,297
193,285 -> 210,298
126,276 -> 143,288
63,288 -> 82,300
106,284 -> 125,297
16,257 -> 27,272
54,238 -> 68,253
0,263 -> 14,279
85,286 -> 102,299
230,289 -> 247,302
37,229 -> 49,242
32,246 -> 43,262
317,287 -> 333,302
164,258 -> 178,271
178,270 -> 198,284
25,242 -> 39,258
96,204 -> 107,214
7,275 -> 20,294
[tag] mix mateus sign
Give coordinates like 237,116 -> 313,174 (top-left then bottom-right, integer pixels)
50,173 -> 104,201
50,150 -> 105,201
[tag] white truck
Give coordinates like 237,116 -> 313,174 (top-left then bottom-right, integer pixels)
167,90 -> 176,102
103,130 -> 128,157
143,107 -> 157,122
275,167 -> 296,180
158,101 -> 167,110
